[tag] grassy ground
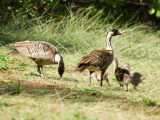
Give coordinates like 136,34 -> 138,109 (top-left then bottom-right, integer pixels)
0,11 -> 160,120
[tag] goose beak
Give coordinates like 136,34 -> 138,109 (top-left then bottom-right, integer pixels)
116,32 -> 122,35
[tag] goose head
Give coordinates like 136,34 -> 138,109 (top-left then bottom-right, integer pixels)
58,59 -> 65,78
121,62 -> 130,70
111,29 -> 122,36
55,54 -> 65,78
107,29 -> 122,38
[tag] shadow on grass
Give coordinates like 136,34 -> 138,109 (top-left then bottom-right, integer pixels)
0,79 -> 127,103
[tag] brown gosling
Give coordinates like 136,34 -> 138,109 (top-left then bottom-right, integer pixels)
86,71 -> 109,86
7,41 -> 65,78
121,62 -> 146,90
113,58 -> 131,91
74,29 -> 122,86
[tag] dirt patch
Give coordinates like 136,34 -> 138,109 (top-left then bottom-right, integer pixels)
0,76 -> 127,100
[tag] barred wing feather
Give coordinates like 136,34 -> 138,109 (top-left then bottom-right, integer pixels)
10,41 -> 59,60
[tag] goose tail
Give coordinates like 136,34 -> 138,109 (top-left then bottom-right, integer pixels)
6,50 -> 19,55
74,64 -> 88,72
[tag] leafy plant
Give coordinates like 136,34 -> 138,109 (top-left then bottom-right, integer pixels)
148,1 -> 160,17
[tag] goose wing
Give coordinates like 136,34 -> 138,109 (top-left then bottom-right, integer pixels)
10,41 -> 59,60
77,50 -> 113,67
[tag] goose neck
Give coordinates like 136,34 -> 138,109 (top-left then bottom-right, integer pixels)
113,60 -> 118,74
106,37 -> 112,51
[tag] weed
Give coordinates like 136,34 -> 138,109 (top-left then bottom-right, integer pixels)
0,64 -> 10,70
24,71 -> 39,76
4,82 -> 21,95
141,98 -> 157,106
0,55 -> 12,62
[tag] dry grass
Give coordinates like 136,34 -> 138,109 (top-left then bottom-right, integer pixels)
0,44 -> 160,119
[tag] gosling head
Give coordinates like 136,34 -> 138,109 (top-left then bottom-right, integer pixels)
121,62 -> 130,70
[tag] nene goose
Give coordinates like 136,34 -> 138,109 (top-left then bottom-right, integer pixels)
113,58 -> 131,91
7,41 -> 65,78
74,29 -> 122,86
121,62 -> 145,90
87,71 -> 109,86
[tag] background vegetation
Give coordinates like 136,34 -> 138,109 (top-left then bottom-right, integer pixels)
1,0 -> 160,27
0,1 -> 160,120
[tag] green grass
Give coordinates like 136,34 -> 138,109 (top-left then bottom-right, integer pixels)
0,10 -> 160,119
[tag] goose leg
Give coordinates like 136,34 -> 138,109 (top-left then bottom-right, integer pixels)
88,71 -> 93,86
37,65 -> 40,74
40,66 -> 44,78
37,65 -> 44,78
100,71 -> 105,87
106,77 -> 110,86
120,84 -> 124,89
134,84 -> 138,90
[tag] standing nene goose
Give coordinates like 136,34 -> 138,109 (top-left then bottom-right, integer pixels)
87,71 -> 109,86
113,58 -> 131,91
7,41 -> 65,78
121,62 -> 145,90
74,29 -> 122,86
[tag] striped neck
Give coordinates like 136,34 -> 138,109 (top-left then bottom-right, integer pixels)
106,37 -> 112,50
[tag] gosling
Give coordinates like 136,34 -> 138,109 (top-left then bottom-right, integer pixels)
113,58 -> 131,91
86,71 -> 109,86
121,62 -> 145,90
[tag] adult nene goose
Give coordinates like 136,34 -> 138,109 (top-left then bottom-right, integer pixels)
7,41 -> 65,78
113,58 -> 131,91
74,29 -> 122,86
121,62 -> 145,90
87,71 -> 109,86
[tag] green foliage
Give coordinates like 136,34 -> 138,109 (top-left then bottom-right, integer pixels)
148,0 -> 160,17
79,88 -> 101,95
0,55 -> 13,62
137,97 -> 157,106
100,0 -> 125,7
0,64 -> 9,70
0,55 -> 12,70
25,71 -> 39,76
0,55 -> 26,70
1,0 -> 160,26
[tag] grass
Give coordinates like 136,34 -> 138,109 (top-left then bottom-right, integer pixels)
0,10 -> 160,119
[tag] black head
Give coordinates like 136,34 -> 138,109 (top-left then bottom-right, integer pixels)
58,59 -> 65,78
109,29 -> 122,36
